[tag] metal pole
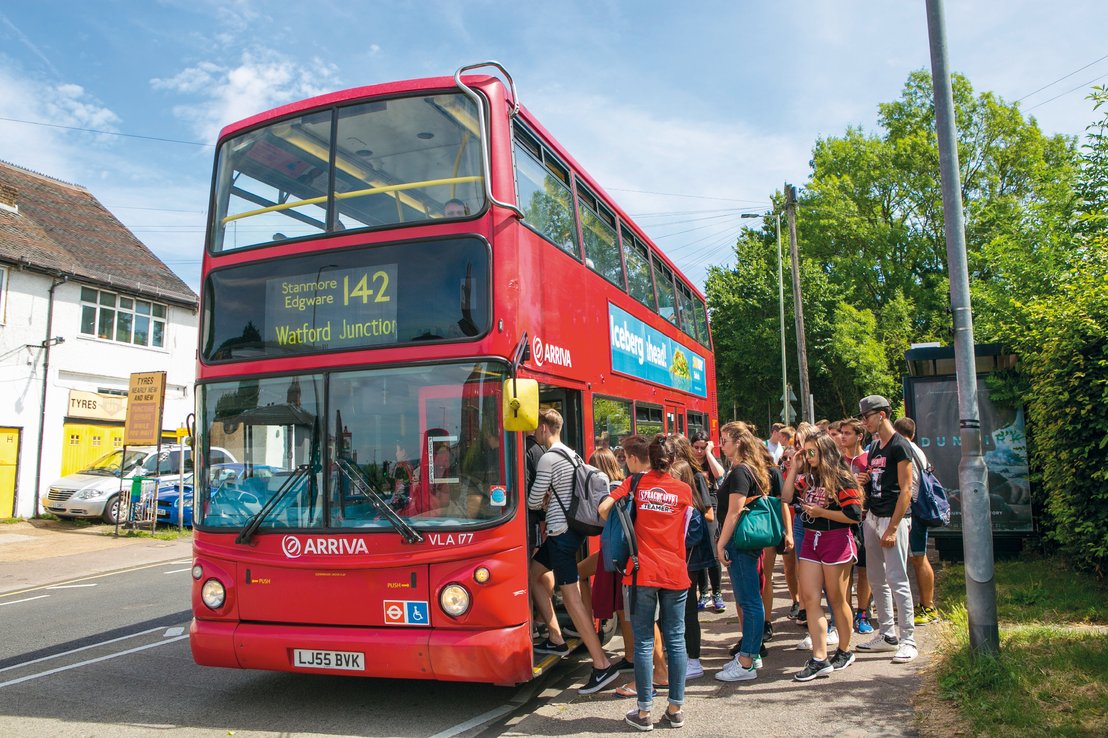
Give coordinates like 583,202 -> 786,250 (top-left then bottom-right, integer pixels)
776,213 -> 788,424
925,0 -> 999,655
784,184 -> 811,423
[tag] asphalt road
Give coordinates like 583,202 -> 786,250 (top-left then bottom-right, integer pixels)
0,561 -> 557,738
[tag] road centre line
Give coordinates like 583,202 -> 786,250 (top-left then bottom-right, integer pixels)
45,583 -> 98,589
0,634 -> 190,688
162,568 -> 192,574
0,627 -> 164,674
0,595 -> 49,607
1,559 -> 194,599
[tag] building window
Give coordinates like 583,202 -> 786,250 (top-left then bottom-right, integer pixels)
80,287 -> 166,348
69,434 -> 80,445
92,435 -> 101,447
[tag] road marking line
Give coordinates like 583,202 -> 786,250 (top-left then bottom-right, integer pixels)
163,627 -> 185,637
0,635 -> 190,688
428,679 -> 539,738
0,595 -> 49,607
0,559 -> 193,599
169,559 -> 192,565
45,584 -> 99,589
162,568 -> 191,574
0,627 -> 164,674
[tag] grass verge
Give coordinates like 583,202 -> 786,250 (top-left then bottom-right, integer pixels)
931,557 -> 1108,737
103,526 -> 193,541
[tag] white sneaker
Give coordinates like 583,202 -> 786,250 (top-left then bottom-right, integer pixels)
752,655 -> 763,669
826,629 -> 840,647
686,658 -> 704,679
857,634 -> 899,652
892,642 -> 918,663
714,658 -> 757,682
796,633 -> 812,651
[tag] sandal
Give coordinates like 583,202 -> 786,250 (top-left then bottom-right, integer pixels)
614,683 -> 658,698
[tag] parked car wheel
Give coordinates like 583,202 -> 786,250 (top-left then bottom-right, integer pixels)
102,495 -> 122,524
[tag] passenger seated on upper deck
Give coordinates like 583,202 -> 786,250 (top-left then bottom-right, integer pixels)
443,198 -> 468,218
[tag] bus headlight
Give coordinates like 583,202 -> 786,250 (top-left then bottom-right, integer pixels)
440,583 -> 470,617
201,578 -> 226,610
191,564 -> 204,580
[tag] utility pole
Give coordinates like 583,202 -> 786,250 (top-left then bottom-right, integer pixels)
926,0 -> 999,655
775,212 -> 788,424
784,184 -> 811,423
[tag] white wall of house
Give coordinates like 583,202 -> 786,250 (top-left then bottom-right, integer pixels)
0,266 -> 197,517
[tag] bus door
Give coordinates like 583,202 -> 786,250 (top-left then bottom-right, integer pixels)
538,385 -> 582,453
665,401 -> 686,436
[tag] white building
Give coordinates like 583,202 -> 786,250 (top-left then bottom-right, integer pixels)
0,161 -> 199,518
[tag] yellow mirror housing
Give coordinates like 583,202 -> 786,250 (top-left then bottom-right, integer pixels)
503,378 -> 539,432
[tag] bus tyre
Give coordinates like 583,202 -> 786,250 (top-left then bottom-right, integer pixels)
102,495 -> 122,525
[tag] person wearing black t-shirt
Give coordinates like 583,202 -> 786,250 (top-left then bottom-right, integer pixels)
855,395 -> 917,664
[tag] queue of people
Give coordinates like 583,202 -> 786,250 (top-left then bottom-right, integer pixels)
525,396 -> 937,731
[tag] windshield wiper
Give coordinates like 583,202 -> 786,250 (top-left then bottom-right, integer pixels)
235,464 -> 313,545
334,458 -> 424,544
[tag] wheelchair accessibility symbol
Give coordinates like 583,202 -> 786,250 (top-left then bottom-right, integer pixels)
406,601 -> 429,626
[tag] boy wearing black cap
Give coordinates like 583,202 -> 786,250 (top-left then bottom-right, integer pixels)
854,395 -> 918,663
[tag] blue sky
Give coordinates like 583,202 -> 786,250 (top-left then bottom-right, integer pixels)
1,0 -> 1105,292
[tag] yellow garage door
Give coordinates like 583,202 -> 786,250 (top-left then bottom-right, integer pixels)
60,423 -> 125,476
0,427 -> 19,518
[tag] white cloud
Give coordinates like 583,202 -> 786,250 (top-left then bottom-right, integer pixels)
525,85 -> 808,288
151,48 -> 341,144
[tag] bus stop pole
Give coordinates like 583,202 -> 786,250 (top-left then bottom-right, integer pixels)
925,0 -> 1000,655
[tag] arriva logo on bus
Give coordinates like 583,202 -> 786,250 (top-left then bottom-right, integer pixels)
531,335 -> 573,368
282,535 -> 369,558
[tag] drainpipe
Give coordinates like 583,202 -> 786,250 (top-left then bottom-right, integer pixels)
30,274 -> 67,518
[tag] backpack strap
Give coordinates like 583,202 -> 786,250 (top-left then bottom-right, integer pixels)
546,447 -> 579,518
625,472 -> 643,616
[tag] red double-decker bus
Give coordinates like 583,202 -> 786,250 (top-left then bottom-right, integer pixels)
189,62 -> 718,685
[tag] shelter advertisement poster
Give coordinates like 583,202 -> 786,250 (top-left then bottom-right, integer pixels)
905,376 -> 1033,532
608,304 -> 707,397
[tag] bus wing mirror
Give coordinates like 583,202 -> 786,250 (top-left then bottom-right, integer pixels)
503,378 -> 538,432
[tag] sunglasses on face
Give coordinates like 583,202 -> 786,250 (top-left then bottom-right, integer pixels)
803,448 -> 818,458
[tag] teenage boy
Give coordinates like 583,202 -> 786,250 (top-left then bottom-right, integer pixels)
766,423 -> 786,464
892,417 -> 940,625
854,396 -> 917,663
527,408 -> 620,694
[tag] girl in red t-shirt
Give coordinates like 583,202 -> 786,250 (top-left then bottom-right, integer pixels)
600,434 -> 692,730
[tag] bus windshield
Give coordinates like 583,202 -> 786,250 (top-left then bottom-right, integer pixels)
195,361 -> 510,531
210,92 -> 486,252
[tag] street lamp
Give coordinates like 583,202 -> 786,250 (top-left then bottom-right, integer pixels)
741,212 -> 790,424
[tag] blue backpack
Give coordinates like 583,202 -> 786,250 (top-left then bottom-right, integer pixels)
908,445 -> 951,528
599,474 -> 643,614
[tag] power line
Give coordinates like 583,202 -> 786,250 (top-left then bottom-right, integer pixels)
1016,53 -> 1108,103
1026,72 -> 1108,111
606,186 -> 768,204
0,115 -> 211,147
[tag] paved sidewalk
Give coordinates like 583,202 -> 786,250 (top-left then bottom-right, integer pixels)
502,561 -> 934,737
0,519 -> 192,595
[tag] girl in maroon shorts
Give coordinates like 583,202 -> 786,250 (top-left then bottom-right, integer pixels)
783,431 -> 863,681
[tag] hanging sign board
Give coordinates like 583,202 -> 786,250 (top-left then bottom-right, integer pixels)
123,372 -> 166,446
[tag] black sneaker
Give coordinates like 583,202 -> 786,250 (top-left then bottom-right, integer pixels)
763,621 -> 775,641
534,639 -> 569,656
793,658 -> 833,682
613,657 -> 635,672
579,663 -> 621,695
625,708 -> 653,731
829,649 -> 856,670
788,601 -> 801,619
796,609 -> 807,626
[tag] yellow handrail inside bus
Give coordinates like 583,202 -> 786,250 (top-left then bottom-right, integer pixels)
222,175 -> 484,225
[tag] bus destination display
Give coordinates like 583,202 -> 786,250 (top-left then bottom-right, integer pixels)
265,264 -> 399,349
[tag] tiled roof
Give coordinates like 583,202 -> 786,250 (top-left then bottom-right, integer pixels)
0,160 -> 197,307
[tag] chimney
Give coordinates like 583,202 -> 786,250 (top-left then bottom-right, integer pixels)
0,182 -> 17,213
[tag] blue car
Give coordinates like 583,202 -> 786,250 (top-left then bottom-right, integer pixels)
156,475 -> 195,527
157,464 -> 283,527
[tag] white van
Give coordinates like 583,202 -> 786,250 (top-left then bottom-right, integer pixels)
43,446 -> 236,524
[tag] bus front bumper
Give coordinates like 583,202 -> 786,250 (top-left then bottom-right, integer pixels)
190,618 -> 534,685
